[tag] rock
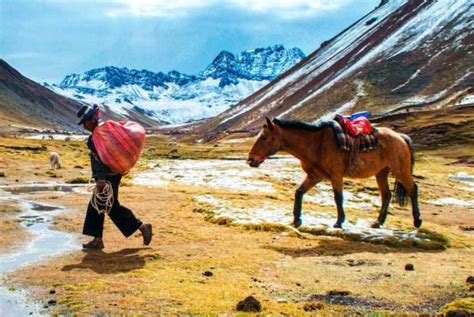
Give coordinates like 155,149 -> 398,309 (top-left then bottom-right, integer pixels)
276,298 -> 287,303
0,172 -> 5,177
49,289 -> 56,294
168,148 -> 180,159
328,290 -> 350,296
405,263 -> 415,271
47,300 -> 57,306
236,296 -> 262,312
459,226 -> 474,231
466,276 -> 474,284
445,309 -> 472,317
347,259 -> 366,267
202,271 -> 213,277
303,302 -> 324,311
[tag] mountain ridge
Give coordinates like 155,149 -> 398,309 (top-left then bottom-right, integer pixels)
51,45 -> 305,124
189,0 -> 473,135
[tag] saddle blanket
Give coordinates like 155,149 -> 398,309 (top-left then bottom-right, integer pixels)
329,120 -> 378,152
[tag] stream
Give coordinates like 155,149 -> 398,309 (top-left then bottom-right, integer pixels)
0,184 -> 85,316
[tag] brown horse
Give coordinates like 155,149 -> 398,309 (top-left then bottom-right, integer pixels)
246,118 -> 422,229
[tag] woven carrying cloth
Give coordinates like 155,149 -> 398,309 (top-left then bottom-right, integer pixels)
92,121 -> 146,175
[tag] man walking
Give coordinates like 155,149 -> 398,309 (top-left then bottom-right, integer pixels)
78,105 -> 152,249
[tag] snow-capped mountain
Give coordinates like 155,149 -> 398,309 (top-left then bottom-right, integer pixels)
49,45 -> 305,124
193,0 -> 473,134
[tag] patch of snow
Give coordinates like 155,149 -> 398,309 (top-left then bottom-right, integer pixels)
354,80 -> 366,97
195,194 -> 427,243
427,197 -> 474,208
448,172 -> 474,192
456,94 -> 474,105
391,69 -> 422,92
25,134 -> 88,141
318,98 -> 356,121
133,158 -> 380,212
400,72 -> 471,106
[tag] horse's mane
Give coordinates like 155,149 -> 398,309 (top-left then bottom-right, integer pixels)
273,118 -> 334,131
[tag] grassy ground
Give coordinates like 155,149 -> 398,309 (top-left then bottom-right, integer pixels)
0,134 -> 473,315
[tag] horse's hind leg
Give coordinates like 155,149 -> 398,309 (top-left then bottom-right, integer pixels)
331,177 -> 345,228
371,167 -> 391,228
410,182 -> 422,228
394,172 -> 422,228
293,176 -> 319,228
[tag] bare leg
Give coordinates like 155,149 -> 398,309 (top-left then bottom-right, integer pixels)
372,167 -> 391,228
293,176 -> 319,228
331,177 -> 345,228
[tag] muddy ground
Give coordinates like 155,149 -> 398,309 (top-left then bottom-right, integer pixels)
0,134 -> 473,316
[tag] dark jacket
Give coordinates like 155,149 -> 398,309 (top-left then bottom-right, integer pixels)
87,136 -> 111,180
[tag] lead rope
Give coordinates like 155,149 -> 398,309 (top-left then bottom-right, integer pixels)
87,180 -> 114,214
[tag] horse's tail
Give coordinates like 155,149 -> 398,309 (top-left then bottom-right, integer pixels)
394,134 -> 414,207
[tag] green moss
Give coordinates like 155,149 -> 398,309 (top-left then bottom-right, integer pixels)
440,298 -> 474,314
242,222 -> 289,233
66,176 -> 91,184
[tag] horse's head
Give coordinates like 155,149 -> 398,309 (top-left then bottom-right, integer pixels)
247,117 -> 281,168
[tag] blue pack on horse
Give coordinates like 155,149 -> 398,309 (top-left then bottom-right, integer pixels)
246,117 -> 422,229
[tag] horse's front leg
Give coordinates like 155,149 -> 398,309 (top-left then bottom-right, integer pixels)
293,176 -> 319,228
331,177 -> 345,228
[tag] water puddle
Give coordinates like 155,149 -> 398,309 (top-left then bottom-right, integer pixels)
0,187 -> 79,316
0,183 -> 88,195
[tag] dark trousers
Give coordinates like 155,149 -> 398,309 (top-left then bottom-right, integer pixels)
83,174 -> 142,238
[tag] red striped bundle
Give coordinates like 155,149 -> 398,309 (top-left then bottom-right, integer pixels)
92,121 -> 146,175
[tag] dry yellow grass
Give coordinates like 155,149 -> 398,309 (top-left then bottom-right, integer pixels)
0,135 -> 473,315
0,202 -> 30,253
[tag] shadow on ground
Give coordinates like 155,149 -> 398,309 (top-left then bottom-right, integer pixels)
266,237 -> 445,257
61,248 -> 161,274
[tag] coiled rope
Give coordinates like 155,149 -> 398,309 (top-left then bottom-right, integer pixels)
88,180 -> 114,214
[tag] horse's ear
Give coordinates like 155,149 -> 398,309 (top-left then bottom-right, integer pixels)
265,117 -> 274,131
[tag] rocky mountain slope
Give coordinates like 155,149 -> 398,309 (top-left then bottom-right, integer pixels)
192,0 -> 473,135
50,45 -> 305,124
0,59 -> 84,131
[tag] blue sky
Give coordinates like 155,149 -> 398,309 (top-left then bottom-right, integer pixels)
1,0 -> 379,83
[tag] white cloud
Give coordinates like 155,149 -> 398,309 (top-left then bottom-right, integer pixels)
103,0 -> 353,19
4,52 -> 43,60
105,0 -> 212,18
230,0 -> 353,19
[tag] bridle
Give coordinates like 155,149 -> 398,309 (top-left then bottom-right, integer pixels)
249,135 -> 278,164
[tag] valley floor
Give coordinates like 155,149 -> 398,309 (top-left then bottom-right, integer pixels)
0,135 -> 473,315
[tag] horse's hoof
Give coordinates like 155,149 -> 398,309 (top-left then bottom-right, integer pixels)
371,222 -> 381,229
293,219 -> 302,228
414,218 -> 422,228
333,223 -> 343,229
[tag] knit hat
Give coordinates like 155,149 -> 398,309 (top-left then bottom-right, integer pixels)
77,104 -> 100,125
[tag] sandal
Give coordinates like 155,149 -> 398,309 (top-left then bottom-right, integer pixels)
82,240 -> 104,249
